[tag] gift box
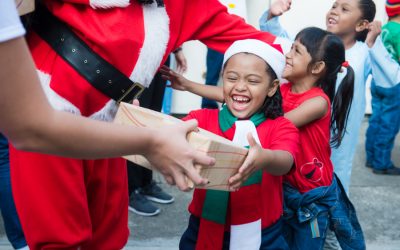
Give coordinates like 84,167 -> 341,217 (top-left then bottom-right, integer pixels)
15,0 -> 35,16
114,102 -> 248,191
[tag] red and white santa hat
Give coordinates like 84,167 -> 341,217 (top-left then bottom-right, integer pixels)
222,39 -> 286,83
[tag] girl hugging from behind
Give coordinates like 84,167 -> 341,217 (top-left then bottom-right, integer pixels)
177,39 -> 299,250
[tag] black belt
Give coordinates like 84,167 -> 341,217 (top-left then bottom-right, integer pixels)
32,6 -> 144,103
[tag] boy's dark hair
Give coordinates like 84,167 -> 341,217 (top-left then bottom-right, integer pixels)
356,0 -> 376,42
222,54 -> 283,120
295,27 -> 355,147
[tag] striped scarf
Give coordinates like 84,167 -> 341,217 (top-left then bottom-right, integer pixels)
196,105 -> 266,250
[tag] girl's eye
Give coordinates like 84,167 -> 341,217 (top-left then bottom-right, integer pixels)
342,7 -> 349,12
248,80 -> 259,84
227,77 -> 237,81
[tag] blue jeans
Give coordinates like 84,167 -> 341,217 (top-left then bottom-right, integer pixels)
202,48 -> 223,109
0,134 -> 27,249
180,215 -> 289,250
283,175 -> 365,250
365,81 -> 400,170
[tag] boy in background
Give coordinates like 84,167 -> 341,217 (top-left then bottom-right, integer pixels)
365,0 -> 400,175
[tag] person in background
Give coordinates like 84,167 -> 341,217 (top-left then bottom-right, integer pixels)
128,49 -> 187,217
0,133 -> 28,250
365,0 -> 400,175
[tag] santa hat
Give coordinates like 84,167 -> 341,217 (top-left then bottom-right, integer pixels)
223,39 -> 286,83
386,0 -> 400,17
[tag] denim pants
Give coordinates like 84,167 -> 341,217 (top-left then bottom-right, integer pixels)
180,215 -> 289,250
202,48 -> 223,109
0,134 -> 27,249
365,81 -> 400,170
283,176 -> 365,250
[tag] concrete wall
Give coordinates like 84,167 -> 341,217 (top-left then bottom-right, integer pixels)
170,0 -> 387,114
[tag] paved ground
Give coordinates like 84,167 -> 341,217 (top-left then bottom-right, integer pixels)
1,118 -> 399,250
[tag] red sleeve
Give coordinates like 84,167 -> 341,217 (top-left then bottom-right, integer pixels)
265,117 -> 299,160
174,0 -> 276,53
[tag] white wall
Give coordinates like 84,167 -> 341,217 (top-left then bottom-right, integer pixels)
171,0 -> 387,114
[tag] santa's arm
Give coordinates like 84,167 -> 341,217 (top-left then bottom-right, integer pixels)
177,0 -> 276,53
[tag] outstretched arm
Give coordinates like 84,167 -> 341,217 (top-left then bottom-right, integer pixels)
160,65 -> 224,102
284,96 -> 328,128
259,0 -> 293,39
0,37 -> 214,191
228,133 -> 294,191
368,21 -> 400,88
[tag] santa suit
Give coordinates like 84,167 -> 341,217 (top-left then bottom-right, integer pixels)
10,0 -> 276,249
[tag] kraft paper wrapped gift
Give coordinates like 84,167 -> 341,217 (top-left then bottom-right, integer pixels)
114,102 -> 248,191
15,0 -> 35,16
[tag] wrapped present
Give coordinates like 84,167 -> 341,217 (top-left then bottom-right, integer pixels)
15,0 -> 35,16
114,102 -> 248,191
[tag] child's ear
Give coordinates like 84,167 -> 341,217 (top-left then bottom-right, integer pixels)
355,19 -> 369,33
267,79 -> 280,97
311,61 -> 326,75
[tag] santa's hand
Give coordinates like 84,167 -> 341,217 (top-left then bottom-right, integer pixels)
143,119 -> 215,191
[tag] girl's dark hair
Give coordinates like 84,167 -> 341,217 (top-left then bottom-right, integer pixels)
223,53 -> 283,120
356,0 -> 376,42
295,27 -> 354,147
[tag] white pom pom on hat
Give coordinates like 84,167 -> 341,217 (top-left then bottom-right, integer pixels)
222,39 -> 286,83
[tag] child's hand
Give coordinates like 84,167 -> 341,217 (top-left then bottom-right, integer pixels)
365,20 -> 382,48
160,65 -> 190,91
269,0 -> 292,19
228,133 -> 262,191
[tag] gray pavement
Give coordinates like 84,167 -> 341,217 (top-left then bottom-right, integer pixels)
1,117 -> 399,250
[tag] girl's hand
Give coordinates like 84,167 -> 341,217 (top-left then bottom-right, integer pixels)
228,133 -> 262,191
160,65 -> 190,91
269,0 -> 292,19
144,119 -> 215,191
365,20 -> 382,48
174,50 -> 188,74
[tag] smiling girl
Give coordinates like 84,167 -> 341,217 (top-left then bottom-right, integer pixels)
174,39 -> 299,250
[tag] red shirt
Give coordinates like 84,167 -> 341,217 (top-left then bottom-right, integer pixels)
183,109 -> 299,229
281,83 -> 333,193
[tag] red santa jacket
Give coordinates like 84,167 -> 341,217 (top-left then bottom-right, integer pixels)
28,0 -> 276,120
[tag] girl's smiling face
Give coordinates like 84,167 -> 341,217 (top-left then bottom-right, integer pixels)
222,53 -> 278,119
325,0 -> 364,38
283,40 -> 312,83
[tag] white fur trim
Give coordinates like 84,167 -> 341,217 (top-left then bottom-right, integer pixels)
37,70 -> 81,115
89,99 -> 119,121
223,39 -> 286,83
37,70 -> 117,122
230,219 -> 262,250
232,120 -> 261,147
129,3 -> 170,87
89,0 -> 130,9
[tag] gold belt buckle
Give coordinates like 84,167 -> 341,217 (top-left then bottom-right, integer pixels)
117,82 -> 145,104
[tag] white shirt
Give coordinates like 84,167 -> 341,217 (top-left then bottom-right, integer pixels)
0,0 -> 25,43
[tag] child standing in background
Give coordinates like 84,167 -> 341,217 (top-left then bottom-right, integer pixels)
172,39 -> 299,250
365,0 -> 400,175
